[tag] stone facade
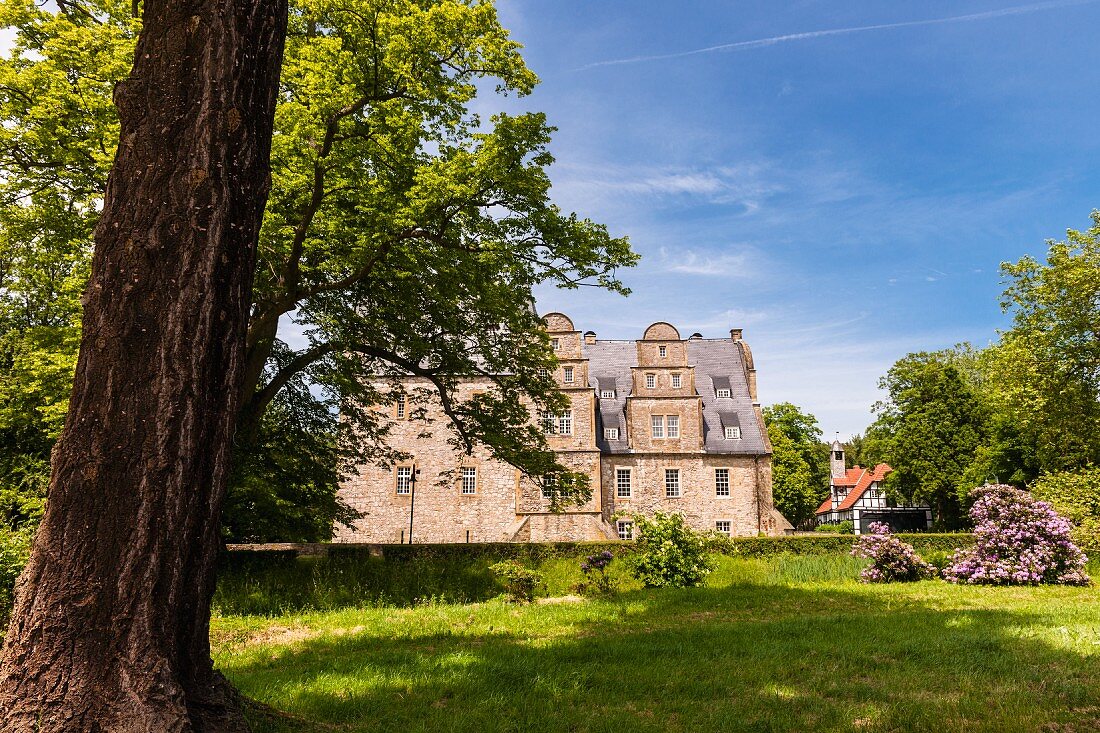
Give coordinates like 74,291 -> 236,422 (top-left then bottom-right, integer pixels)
334,314 -> 781,543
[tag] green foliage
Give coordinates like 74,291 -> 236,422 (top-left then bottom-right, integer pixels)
763,402 -> 829,527
989,214 -> 1100,472
815,520 -> 854,534
868,349 -> 989,527
1030,467 -> 1100,551
0,525 -> 31,626
627,512 -> 714,588
0,0 -> 637,536
489,560 -> 543,603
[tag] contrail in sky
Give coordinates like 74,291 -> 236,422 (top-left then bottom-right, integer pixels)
576,0 -> 1097,70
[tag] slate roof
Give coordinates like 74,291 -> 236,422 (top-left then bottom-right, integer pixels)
583,338 -> 768,456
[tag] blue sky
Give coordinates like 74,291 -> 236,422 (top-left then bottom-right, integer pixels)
483,0 -> 1100,439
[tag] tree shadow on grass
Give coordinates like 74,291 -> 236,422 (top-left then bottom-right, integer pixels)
225,582 -> 1100,733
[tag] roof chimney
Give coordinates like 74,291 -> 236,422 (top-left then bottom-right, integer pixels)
583,330 -> 596,344
730,328 -> 743,342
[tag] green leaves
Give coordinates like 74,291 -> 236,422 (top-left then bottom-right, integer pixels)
763,402 -> 829,527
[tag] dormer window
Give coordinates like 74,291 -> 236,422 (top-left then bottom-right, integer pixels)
713,376 -> 731,398
563,366 -> 574,384
604,427 -> 619,440
716,388 -> 731,398
645,373 -> 656,389
658,345 -> 667,358
725,426 -> 741,440
600,389 -> 615,399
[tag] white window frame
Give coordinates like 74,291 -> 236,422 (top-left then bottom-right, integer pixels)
659,345 -> 667,358
715,520 -> 731,536
461,466 -> 477,495
665,468 -> 681,498
563,366 -> 574,384
651,414 -> 664,438
551,338 -> 560,351
542,474 -> 557,499
605,427 -> 620,440
715,468 -> 730,497
396,466 -> 412,495
671,373 -> 681,388
558,411 -> 573,436
541,411 -> 556,435
666,414 -> 680,439
617,520 -> 634,540
724,426 -> 741,440
615,467 -> 632,498
716,388 -> 731,398
600,389 -> 615,399
645,373 -> 656,389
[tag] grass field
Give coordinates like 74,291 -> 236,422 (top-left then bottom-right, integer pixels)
211,554 -> 1100,733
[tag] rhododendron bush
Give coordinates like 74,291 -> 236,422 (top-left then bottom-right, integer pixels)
851,522 -> 935,583
944,484 -> 1089,586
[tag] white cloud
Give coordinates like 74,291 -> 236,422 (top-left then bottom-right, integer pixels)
658,246 -> 756,277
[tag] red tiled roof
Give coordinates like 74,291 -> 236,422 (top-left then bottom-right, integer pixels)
815,464 -> 893,514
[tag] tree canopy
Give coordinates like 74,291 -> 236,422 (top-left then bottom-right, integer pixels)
762,402 -> 829,527
0,0 -> 637,538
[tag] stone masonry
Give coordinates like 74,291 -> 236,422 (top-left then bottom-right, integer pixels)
334,314 -> 781,543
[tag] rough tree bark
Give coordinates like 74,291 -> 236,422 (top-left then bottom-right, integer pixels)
0,0 -> 287,729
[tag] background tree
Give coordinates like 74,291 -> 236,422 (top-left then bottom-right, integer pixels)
0,0 -> 637,540
0,0 -> 287,726
985,213 -> 1100,472
868,352 -> 989,527
763,402 -> 829,527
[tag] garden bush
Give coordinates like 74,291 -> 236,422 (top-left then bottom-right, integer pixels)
816,520 -> 854,534
627,512 -> 714,588
850,522 -> 935,582
489,560 -> 543,603
572,550 -> 615,596
944,484 -> 1089,586
1030,467 -> 1100,552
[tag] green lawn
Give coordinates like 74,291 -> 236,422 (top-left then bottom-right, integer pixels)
213,555 -> 1100,733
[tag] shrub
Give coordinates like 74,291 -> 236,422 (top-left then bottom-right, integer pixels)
944,484 -> 1089,586
627,512 -> 714,588
573,550 -> 615,596
816,521 -> 854,534
489,560 -> 543,603
1,527 -> 33,625
1030,467 -> 1100,552
850,522 -> 935,583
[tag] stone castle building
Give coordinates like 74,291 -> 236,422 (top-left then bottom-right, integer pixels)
334,314 -> 786,543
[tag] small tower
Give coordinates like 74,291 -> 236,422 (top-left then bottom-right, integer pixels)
830,434 -> 845,480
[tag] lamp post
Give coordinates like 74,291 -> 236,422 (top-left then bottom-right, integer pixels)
408,465 -> 418,544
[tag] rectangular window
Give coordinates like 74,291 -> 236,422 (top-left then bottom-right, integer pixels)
666,415 -> 680,438
541,411 -> 556,435
551,338 -> 560,351
715,520 -> 731,536
604,427 -> 620,440
563,366 -> 574,384
715,468 -> 730,497
716,388 -> 731,398
396,466 -> 412,495
645,373 -> 656,389
665,468 -> 680,498
538,367 -> 549,379
671,373 -> 681,388
600,389 -> 615,399
558,411 -> 573,436
616,468 -> 632,498
395,395 -> 406,419
724,426 -> 741,440
651,414 -> 664,438
659,345 -> 667,358
617,520 -> 634,540
461,467 -> 477,495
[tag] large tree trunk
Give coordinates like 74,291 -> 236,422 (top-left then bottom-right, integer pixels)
0,0 -> 287,729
